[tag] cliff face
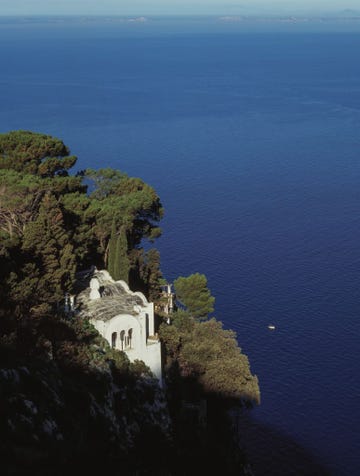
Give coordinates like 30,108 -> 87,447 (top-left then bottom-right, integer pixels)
1,364 -> 171,475
0,317 -> 172,476
0,314 -> 257,476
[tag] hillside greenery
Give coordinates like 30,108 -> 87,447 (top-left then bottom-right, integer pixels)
0,131 -> 260,475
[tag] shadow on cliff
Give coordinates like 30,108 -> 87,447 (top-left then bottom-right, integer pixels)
164,370 -> 333,476
236,411 -> 333,476
0,314 -> 173,476
1,314 -> 333,476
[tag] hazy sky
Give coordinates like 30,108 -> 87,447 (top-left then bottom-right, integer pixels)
0,0 -> 358,16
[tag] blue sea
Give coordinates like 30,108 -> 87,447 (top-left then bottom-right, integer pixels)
1,16 -> 360,475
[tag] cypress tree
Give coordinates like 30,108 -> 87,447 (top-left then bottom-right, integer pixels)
113,226 -> 130,282
21,192 -> 76,307
145,248 -> 162,302
107,220 -> 117,279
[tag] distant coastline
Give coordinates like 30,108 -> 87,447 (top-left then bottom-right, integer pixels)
1,14 -> 360,35
1,14 -> 360,24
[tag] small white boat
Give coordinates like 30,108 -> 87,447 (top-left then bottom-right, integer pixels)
268,324 -> 276,330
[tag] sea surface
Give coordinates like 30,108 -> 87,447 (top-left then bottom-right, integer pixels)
1,16 -> 360,475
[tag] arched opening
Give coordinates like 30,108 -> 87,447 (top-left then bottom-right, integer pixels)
128,328 -> 133,349
145,313 -> 149,340
111,332 -> 117,349
120,330 -> 125,350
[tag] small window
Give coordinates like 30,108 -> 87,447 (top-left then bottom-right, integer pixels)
128,328 -> 133,349
145,313 -> 149,339
120,330 -> 125,350
111,332 -> 117,349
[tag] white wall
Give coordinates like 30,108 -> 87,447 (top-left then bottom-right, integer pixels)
91,313 -> 162,384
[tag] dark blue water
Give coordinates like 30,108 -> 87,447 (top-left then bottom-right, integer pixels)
1,18 -> 360,475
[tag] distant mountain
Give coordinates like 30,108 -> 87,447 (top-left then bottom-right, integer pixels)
337,9 -> 360,17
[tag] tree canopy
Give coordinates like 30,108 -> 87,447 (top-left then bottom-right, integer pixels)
0,131 -> 164,315
174,273 -> 215,320
160,272 -> 259,406
0,130 -> 76,177
159,310 -> 260,405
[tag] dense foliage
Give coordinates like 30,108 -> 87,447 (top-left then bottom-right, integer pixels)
160,311 -> 260,405
163,273 -> 259,405
0,131 -> 163,317
1,131 -> 260,475
0,131 -> 169,475
0,130 -> 76,176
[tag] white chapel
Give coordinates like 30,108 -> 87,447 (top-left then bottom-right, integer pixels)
74,268 -> 163,383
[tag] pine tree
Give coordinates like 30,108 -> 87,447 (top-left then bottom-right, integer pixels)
174,273 -> 215,320
0,130 -> 76,177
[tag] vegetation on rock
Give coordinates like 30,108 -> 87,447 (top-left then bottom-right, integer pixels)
0,130 -> 260,475
160,312 -> 260,404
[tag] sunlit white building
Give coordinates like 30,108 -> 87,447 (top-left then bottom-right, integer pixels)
74,268 -> 162,383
